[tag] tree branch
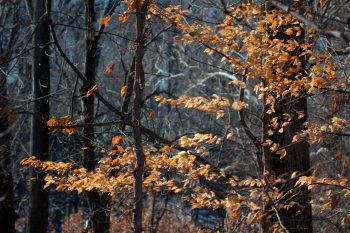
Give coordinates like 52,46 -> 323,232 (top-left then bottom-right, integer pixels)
46,9 -> 124,117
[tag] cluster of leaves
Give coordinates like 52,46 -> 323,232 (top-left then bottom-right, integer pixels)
47,115 -> 76,135
20,135 -> 344,231
293,116 -> 348,144
20,130 -> 350,231
151,3 -> 344,147
155,95 -> 247,120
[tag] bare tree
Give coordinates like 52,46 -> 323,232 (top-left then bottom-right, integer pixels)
0,1 -> 20,232
81,1 -> 119,232
27,0 -> 50,232
82,1 -> 103,232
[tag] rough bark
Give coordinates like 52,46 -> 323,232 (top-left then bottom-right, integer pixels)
262,1 -> 313,232
262,97 -> 312,233
27,1 -> 50,233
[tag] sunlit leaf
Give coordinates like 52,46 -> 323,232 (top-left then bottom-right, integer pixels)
100,15 -> 111,26
121,85 -> 128,97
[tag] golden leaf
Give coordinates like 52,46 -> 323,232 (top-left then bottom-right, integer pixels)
270,143 -> 279,152
232,101 -> 248,110
279,52 -> 292,62
60,115 -> 76,135
276,149 -> 287,158
56,184 -> 66,191
291,171 -> 298,179
76,187 -> 83,194
151,147 -> 158,152
174,188 -> 183,193
119,13 -> 129,23
174,35 -> 181,41
44,179 -> 55,189
47,116 -> 58,127
100,15 -> 111,26
228,80 -> 246,88
226,133 -> 234,140
162,145 -> 170,151
251,6 -> 262,15
284,28 -> 294,36
105,64 -> 115,75
216,110 -> 225,119
149,110 -> 155,119
294,26 -> 302,36
121,85 -> 128,97
117,145 -> 125,153
112,135 -> 123,147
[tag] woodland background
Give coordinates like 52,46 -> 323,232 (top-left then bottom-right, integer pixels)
1,0 -> 350,232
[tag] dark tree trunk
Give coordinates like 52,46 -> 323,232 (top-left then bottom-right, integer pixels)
82,0 -> 96,172
262,1 -> 313,232
132,1 -> 149,232
0,2 -> 21,231
262,97 -> 312,233
27,1 -> 51,233
0,64 -> 16,233
81,1 -> 110,232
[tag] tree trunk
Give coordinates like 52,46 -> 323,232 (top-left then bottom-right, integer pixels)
0,61 -> 16,233
262,2 -> 313,232
262,97 -> 312,233
27,1 -> 50,233
82,1 -> 110,232
0,2 -> 21,231
132,1 -> 149,232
